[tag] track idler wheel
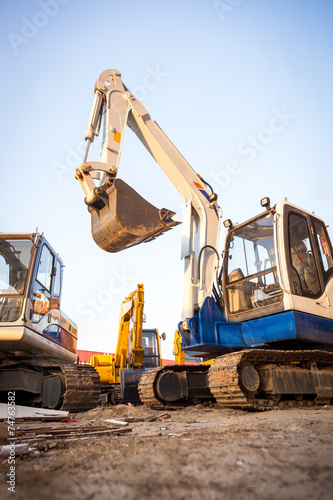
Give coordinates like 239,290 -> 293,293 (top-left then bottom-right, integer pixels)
239,364 -> 260,394
41,373 -> 64,409
155,370 -> 188,402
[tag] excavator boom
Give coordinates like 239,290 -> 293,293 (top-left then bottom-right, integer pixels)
76,69 -> 221,321
76,70 -> 180,252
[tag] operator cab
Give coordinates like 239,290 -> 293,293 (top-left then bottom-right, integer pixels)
223,199 -> 333,322
142,329 -> 161,368
0,233 -> 77,363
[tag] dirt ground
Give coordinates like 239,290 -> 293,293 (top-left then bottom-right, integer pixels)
1,403 -> 333,500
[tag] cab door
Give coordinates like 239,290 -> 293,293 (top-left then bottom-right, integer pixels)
30,243 -> 55,325
310,216 -> 333,319
284,205 -> 333,319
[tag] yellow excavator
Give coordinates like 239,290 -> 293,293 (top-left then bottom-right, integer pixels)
90,284 -> 164,404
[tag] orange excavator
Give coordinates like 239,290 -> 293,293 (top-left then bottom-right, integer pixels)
0,233 -> 101,411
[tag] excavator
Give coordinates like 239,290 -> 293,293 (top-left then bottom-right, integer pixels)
0,233 -> 101,411
75,69 -> 333,410
90,283 -> 164,404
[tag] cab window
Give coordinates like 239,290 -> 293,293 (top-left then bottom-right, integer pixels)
226,213 -> 282,315
36,245 -> 53,292
142,331 -> 159,368
289,214 -> 321,296
313,219 -> 333,282
53,260 -> 62,297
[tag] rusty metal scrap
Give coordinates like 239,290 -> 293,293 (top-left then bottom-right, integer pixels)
13,421 -> 132,442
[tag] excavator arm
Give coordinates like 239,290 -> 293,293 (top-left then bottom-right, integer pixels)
127,283 -> 145,369
75,69 -> 221,321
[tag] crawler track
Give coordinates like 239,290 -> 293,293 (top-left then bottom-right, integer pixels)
208,349 -> 333,410
60,364 -> 101,412
139,350 -> 333,411
138,364 -> 210,409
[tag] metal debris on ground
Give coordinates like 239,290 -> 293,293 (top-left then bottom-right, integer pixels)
104,419 -> 129,426
158,412 -> 171,419
9,421 -> 132,444
0,443 -> 30,460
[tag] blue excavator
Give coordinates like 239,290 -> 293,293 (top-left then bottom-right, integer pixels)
74,69 -> 333,410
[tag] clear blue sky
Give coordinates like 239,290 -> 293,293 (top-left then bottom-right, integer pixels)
1,0 -> 333,358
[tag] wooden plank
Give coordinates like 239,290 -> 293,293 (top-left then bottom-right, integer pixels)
15,425 -> 114,437
18,427 -> 132,442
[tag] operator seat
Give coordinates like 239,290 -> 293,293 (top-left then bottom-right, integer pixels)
291,242 -> 321,295
0,297 -> 22,322
228,268 -> 249,313
0,281 -> 25,322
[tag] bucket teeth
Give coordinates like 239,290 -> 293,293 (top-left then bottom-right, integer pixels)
159,208 -> 176,221
90,178 -> 180,252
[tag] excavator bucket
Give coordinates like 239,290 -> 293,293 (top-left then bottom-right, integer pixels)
90,178 -> 180,252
